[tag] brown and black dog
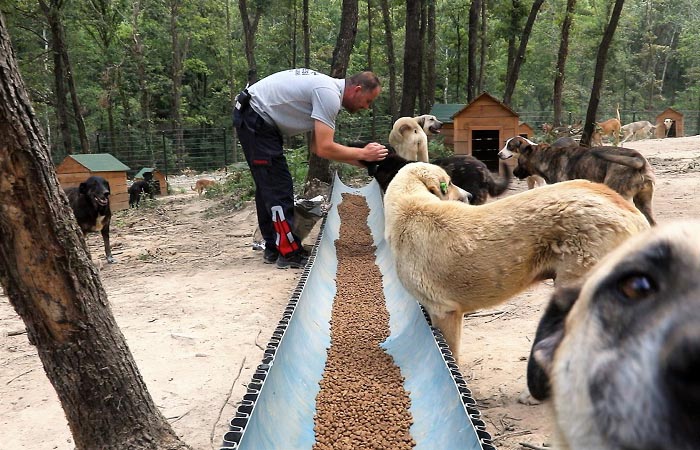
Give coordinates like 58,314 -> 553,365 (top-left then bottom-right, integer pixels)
64,176 -> 115,263
499,136 -> 656,225
527,220 -> 700,449
359,146 -> 510,205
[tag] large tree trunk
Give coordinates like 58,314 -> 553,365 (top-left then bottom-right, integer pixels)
400,0 -> 421,116
417,0 -> 427,112
0,13 -> 190,450
421,0 -> 436,113
553,0 -> 576,127
169,0 -> 188,169
303,0 -> 310,67
238,0 -> 263,84
38,0 -> 73,155
502,0 -> 545,106
580,0 -> 625,147
379,0 -> 397,120
306,0 -> 358,186
477,0 -> 487,94
467,0 -> 480,102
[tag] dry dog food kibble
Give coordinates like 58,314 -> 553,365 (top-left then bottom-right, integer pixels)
312,193 -> 415,450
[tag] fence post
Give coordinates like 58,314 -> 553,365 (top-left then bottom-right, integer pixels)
222,127 -> 228,172
568,112 -> 572,125
162,131 -> 168,181
633,111 -> 637,122
96,132 -> 101,153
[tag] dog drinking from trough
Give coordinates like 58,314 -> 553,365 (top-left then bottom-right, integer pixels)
498,136 -> 657,225
383,163 -> 650,363
64,175 -> 115,263
526,220 -> 700,450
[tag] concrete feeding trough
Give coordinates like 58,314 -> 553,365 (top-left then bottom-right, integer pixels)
220,175 -> 494,450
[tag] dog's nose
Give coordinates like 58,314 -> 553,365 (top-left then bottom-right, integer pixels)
662,319 -> 700,414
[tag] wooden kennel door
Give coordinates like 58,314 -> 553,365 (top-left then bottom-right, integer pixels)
471,130 -> 500,171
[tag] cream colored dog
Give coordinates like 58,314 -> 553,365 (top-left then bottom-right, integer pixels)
383,163 -> 650,361
529,220 -> 700,449
389,117 -> 429,162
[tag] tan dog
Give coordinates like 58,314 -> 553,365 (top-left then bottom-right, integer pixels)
413,114 -> 443,136
620,120 -> 656,144
383,163 -> 650,362
498,136 -> 657,225
389,117 -> 429,162
528,220 -> 700,449
591,108 -> 621,146
192,178 -> 217,196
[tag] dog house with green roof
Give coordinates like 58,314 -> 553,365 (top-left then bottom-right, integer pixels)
56,153 -> 130,211
134,167 -> 167,196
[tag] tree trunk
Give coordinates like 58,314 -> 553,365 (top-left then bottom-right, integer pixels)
400,0 -> 421,116
306,0 -> 358,186
477,0 -> 486,94
169,0 -> 188,169
421,0 -> 436,113
580,0 -> 625,147
63,43 -> 90,153
467,0 -> 480,102
417,0 -> 427,112
238,0 -> 263,84
379,0 -> 397,120
38,0 -> 73,155
0,13 -> 190,450
303,0 -> 310,67
505,0 -> 521,84
553,0 -> 576,127
367,0 -> 377,138
502,0 -> 545,106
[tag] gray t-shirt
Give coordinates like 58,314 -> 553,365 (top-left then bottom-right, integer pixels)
248,69 -> 345,136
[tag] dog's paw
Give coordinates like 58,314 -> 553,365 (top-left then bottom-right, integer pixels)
517,389 -> 542,406
106,256 -> 117,264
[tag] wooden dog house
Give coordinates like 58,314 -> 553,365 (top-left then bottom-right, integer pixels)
518,121 -> 534,139
134,167 -> 168,196
451,92 -> 521,172
56,153 -> 130,211
655,108 -> 684,138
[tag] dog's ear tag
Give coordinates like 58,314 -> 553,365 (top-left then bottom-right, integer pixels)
440,181 -> 448,195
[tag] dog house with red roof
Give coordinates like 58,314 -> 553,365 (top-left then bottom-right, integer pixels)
655,108 -> 683,138
56,153 -> 130,211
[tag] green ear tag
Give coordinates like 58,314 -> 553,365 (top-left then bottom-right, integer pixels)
440,181 -> 448,195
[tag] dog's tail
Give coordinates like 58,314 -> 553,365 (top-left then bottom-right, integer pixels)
616,104 -> 621,123
591,149 -> 646,170
191,185 -> 196,191
488,165 -> 512,197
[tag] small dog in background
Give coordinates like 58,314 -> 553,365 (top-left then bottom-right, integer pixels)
128,180 -> 154,208
64,176 -> 115,263
620,120 -> 656,144
527,220 -> 700,450
591,107 -> 621,146
192,178 -> 217,196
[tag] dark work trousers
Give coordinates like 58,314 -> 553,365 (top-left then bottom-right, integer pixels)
234,103 -> 301,257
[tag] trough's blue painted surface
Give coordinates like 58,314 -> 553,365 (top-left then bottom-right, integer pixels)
224,175 -> 491,450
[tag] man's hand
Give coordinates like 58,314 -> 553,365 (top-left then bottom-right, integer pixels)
360,142 -> 388,162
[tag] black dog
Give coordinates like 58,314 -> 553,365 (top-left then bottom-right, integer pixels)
128,180 -> 154,208
64,176 -> 115,263
359,145 -> 511,205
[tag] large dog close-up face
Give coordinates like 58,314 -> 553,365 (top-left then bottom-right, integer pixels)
414,114 -> 443,135
403,163 -> 471,203
530,220 -> 700,450
79,176 -> 111,210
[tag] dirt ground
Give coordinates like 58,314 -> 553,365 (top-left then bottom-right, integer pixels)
1,136 -> 699,450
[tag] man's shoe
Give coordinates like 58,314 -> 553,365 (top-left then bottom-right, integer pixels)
263,246 -> 279,264
276,251 -> 309,269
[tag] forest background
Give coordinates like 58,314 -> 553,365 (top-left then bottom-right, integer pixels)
2,0 -> 700,178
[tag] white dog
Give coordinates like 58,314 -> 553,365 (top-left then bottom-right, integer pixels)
383,163 -> 650,361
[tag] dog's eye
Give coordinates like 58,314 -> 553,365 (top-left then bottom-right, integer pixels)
617,273 -> 656,301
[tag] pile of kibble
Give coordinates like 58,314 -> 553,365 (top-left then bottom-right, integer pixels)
312,193 -> 416,450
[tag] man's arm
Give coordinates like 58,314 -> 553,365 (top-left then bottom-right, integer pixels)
311,120 -> 387,167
